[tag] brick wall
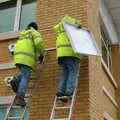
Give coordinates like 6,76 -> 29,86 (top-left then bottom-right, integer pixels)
112,45 -> 120,120
0,40 -> 19,96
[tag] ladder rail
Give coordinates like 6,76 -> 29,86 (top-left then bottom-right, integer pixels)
50,96 -> 57,120
20,51 -> 48,120
4,51 -> 48,120
50,64 -> 80,120
4,96 -> 16,120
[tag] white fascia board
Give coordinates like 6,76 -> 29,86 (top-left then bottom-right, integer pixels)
99,0 -> 119,44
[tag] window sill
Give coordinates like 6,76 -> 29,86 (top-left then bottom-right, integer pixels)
0,62 -> 16,70
104,112 -> 113,120
0,31 -> 21,41
101,58 -> 117,89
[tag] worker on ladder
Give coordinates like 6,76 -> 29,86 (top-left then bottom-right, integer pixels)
53,15 -> 83,102
9,22 -> 44,107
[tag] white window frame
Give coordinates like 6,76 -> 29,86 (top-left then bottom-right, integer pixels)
101,29 -> 112,72
14,0 -> 22,31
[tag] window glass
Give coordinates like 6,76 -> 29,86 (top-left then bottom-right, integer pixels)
20,0 -> 36,30
0,108 -> 29,119
0,0 -> 16,33
0,108 -> 6,119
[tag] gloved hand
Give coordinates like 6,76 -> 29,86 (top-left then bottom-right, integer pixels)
38,56 -> 44,64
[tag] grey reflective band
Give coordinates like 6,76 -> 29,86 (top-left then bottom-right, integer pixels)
57,30 -> 65,35
57,44 -> 71,48
14,52 -> 36,59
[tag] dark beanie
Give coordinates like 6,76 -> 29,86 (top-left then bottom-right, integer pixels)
27,22 -> 38,30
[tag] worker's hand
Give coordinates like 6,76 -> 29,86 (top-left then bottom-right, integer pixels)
38,56 -> 44,64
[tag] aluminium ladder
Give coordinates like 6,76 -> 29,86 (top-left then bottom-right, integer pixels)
4,51 -> 47,120
50,64 -> 80,120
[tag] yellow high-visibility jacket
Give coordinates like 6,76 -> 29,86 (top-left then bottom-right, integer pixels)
14,29 -> 44,69
53,15 -> 83,61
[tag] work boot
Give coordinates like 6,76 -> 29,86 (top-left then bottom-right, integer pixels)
64,92 -> 73,100
10,77 -> 19,93
56,92 -> 68,103
56,92 -> 65,97
14,95 -> 26,107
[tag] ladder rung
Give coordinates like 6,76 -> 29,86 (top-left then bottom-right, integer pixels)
25,94 -> 30,98
8,116 -> 22,119
52,118 -> 68,120
55,106 -> 71,110
30,76 -> 37,80
12,106 -> 22,109
57,96 -> 70,99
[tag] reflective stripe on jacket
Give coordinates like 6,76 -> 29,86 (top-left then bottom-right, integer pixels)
14,29 -> 44,69
53,15 -> 83,61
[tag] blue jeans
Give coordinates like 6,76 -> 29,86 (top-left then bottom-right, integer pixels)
15,65 -> 31,97
58,57 -> 80,95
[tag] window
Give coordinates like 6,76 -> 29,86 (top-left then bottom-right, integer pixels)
101,27 -> 112,72
0,108 -> 29,119
0,0 -> 16,33
0,0 -> 36,33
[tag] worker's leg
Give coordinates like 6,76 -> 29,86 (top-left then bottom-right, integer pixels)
66,57 -> 79,96
17,65 -> 31,97
57,57 -> 68,95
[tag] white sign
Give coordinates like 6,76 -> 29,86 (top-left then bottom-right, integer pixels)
63,22 -> 101,56
8,43 -> 16,52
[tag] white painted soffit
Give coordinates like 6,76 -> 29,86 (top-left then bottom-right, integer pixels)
99,0 -> 119,44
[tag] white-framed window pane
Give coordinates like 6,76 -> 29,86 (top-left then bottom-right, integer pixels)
101,29 -> 112,72
20,0 -> 36,30
0,0 -> 17,33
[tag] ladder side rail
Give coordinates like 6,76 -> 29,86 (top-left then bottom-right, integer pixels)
21,48 -> 56,119
4,48 -> 55,120
21,51 -> 48,120
4,96 -> 16,120
50,96 -> 58,120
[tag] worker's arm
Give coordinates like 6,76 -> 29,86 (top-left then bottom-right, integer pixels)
33,30 -> 45,56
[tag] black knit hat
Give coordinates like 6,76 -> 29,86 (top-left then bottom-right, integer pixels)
27,22 -> 38,30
